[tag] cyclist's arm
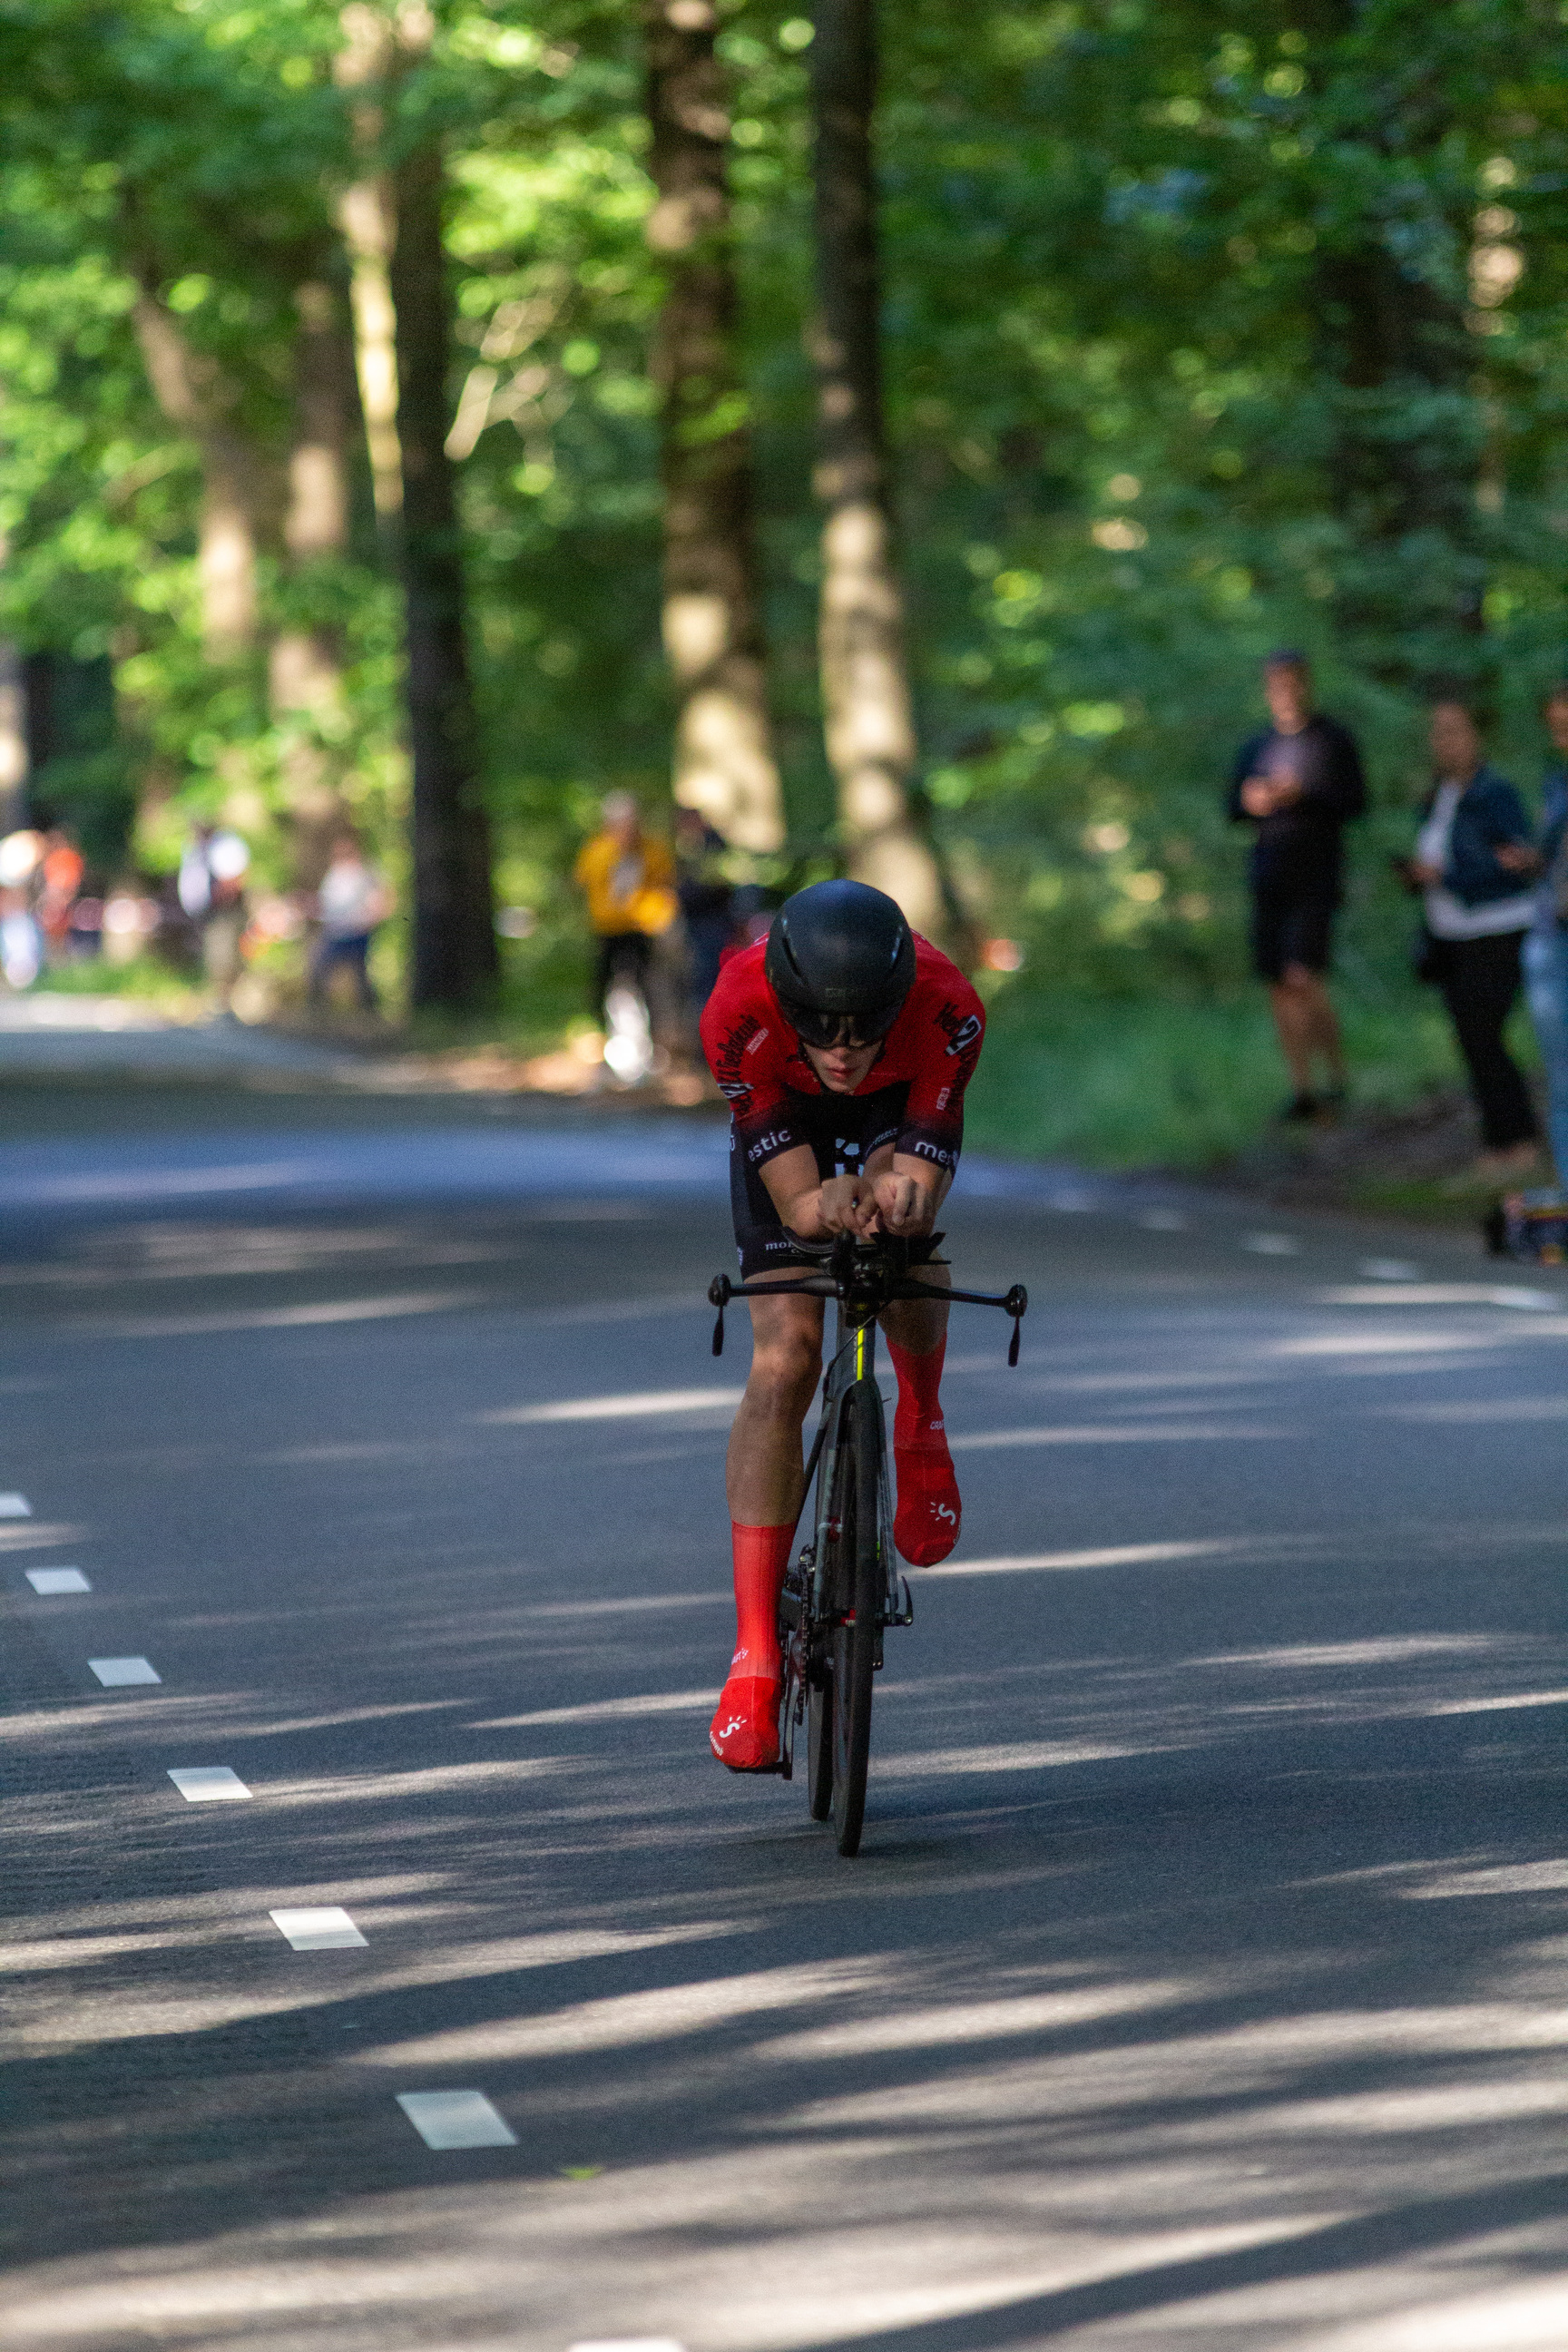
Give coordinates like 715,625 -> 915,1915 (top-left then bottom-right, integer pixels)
760,1146 -> 880,1240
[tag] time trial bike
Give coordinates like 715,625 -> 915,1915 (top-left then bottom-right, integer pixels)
709,1233 -> 1026,1857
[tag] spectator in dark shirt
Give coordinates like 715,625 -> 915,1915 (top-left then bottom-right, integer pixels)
673,806 -> 735,1016
1229,651 -> 1367,1120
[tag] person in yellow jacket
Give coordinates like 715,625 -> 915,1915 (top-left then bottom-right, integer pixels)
573,791 -> 678,1033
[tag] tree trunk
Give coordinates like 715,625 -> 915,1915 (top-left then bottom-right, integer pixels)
643,0 -> 783,855
387,110 -> 496,1006
270,277 -> 357,883
335,5 -> 404,526
1299,0 -> 1486,686
0,639 -> 28,833
130,280 -> 272,658
1314,243 -> 1485,681
808,0 -> 941,931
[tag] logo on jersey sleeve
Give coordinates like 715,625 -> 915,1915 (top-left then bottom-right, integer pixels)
711,1010 -> 768,1105
938,1007 -> 982,1059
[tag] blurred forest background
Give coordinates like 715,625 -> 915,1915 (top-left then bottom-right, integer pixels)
4,0 -> 1568,1164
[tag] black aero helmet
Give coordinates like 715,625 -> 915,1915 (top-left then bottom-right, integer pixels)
764,879 -> 916,1048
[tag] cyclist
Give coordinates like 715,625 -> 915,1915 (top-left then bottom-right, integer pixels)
700,878 -> 985,1770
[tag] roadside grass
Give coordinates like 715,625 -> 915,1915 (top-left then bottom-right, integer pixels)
28,954 -> 201,1011
964,982 -> 1500,1170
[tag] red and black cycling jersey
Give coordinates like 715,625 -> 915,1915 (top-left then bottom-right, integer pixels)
701,933 -> 985,1176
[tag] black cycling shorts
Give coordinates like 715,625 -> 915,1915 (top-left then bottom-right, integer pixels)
729,1081 -> 944,1279
1250,886 -> 1338,982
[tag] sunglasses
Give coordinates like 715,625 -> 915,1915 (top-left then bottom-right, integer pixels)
784,1002 -> 902,1052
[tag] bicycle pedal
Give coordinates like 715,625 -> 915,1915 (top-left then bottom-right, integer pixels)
877,1577 -> 914,1629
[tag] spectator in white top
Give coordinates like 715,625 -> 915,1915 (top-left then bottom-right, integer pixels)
0,885 -> 41,989
178,822 -> 250,1004
309,829 -> 393,1014
1399,696 -> 1541,1179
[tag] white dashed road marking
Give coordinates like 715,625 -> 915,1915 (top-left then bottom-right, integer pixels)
0,1494 -> 32,1517
167,1767 -> 250,1801
89,1657 -> 161,1687
1359,1258 -> 1423,1280
396,2090 -> 517,2149
270,1906 -> 368,1950
1243,1233 -> 1301,1256
1139,1209 -> 1188,1231
26,1566 -> 90,1592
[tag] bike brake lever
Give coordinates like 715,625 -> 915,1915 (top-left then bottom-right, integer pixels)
708,1273 -> 731,1357
1005,1282 -> 1027,1367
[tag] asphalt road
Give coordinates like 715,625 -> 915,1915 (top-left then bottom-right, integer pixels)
4,1083 -> 1568,2352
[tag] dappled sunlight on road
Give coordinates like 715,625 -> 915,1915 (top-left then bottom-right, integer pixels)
7,1173 -> 1568,2347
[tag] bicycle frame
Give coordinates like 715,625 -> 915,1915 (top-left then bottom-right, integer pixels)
776,1289 -> 902,1782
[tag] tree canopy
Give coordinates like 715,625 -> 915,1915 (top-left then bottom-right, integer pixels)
3,0 -> 1566,1020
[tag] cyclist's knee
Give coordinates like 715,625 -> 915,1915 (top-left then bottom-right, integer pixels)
746,1334 -> 820,1421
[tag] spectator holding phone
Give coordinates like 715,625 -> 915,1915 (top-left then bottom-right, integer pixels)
1398,694 -> 1541,1181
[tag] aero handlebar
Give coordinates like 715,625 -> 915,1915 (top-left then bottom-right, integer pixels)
708,1233 -> 1027,1365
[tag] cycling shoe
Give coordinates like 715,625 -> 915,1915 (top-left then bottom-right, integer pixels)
894,1439 -> 961,1566
709,1671 -> 783,1771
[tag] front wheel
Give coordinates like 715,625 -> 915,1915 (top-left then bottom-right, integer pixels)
829,1383 -> 883,1857
807,1676 -> 833,1819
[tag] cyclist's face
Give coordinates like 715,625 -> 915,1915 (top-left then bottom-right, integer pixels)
801,1036 -> 880,1093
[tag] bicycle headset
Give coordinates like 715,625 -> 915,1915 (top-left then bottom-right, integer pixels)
763,878 -> 916,1050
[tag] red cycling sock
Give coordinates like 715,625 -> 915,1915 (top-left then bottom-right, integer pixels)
888,1335 -> 946,1453
887,1337 -> 961,1565
710,1521 -> 793,1770
725,1520 -> 793,1682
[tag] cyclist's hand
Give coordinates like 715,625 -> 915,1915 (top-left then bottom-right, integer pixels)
874,1171 -> 934,1235
817,1173 -> 880,1236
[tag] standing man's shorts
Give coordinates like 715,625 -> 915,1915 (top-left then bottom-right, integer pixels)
730,1081 -> 943,1279
1250,885 -> 1338,983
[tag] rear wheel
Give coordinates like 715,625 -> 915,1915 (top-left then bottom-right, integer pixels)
830,1383 -> 882,1857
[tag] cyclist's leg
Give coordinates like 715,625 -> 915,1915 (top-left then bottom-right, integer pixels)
710,1288 -> 824,1769
725,1286 -> 824,1525
711,1121 -> 830,1770
881,1263 -> 960,1565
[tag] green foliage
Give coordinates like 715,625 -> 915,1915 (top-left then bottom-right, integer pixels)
3,0 -> 1568,1125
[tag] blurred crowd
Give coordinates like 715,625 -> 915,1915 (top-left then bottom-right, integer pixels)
17,679 -> 1568,1209
0,818 -> 392,1019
